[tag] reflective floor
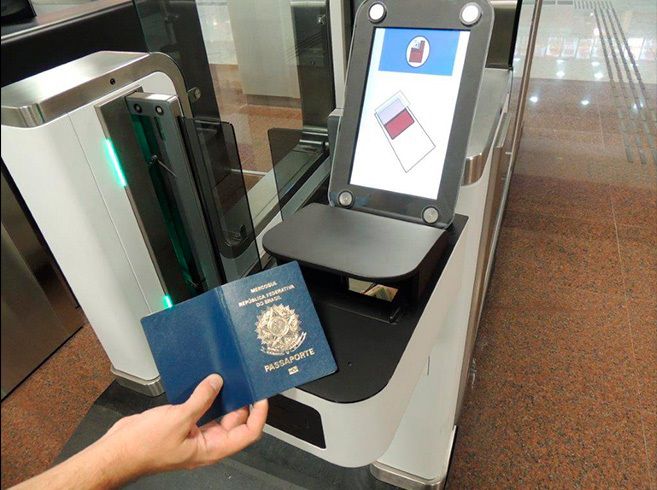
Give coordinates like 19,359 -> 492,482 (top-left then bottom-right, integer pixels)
448,0 -> 656,487
515,0 -> 656,84
0,325 -> 113,488
208,64 -> 303,181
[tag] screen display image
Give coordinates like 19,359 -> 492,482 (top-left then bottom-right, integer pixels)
349,28 -> 471,199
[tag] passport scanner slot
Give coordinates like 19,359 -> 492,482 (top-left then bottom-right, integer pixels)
298,266 -> 409,324
267,395 -> 326,449
348,279 -> 399,303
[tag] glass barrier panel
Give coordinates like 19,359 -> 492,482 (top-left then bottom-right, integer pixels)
110,93 -> 260,301
135,0 -> 336,230
181,117 -> 262,281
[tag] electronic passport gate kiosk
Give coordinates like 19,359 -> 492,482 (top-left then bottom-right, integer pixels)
1,0 -> 513,486
262,0 -> 496,487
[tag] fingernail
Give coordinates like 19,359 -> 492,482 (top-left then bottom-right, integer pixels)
208,374 -> 222,391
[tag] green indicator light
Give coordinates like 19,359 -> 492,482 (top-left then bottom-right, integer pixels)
104,139 -> 128,188
163,295 -> 174,309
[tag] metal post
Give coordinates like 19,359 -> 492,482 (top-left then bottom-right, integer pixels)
510,0 -> 543,168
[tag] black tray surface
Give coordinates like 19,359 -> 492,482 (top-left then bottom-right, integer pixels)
263,203 -> 446,282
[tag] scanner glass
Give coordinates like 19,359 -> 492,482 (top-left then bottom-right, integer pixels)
349,28 -> 470,199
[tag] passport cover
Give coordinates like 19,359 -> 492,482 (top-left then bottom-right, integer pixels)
141,261 -> 336,421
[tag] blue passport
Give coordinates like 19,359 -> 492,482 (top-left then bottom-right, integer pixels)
141,261 -> 336,421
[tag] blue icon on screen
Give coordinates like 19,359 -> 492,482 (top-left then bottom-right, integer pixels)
379,28 -> 460,76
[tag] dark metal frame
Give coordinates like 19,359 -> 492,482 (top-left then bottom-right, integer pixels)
328,0 -> 494,228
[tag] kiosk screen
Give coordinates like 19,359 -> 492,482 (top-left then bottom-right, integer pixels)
349,28 -> 470,199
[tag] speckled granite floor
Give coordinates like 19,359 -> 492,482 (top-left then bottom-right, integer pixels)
0,325 -> 114,489
447,78 -> 656,489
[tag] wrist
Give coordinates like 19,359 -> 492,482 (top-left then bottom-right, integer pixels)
80,436 -> 145,488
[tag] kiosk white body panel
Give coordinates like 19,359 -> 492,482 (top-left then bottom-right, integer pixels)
376,94 -> 510,482
264,220 -> 468,466
265,92 -> 509,479
1,71 -> 177,386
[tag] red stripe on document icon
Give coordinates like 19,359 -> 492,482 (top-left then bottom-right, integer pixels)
383,109 -> 414,139
375,93 -> 435,173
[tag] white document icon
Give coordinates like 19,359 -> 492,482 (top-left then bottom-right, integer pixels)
374,93 -> 435,172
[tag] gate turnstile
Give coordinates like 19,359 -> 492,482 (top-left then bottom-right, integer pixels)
1,0 -> 520,486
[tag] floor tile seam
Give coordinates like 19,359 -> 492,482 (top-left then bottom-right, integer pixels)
469,365 -> 645,417
502,197 -> 619,227
639,412 -> 657,490
613,220 -> 657,235
597,96 -> 607,153
475,335 -> 637,371
623,297 -> 657,318
484,286 -> 628,313
490,264 -> 625,298
512,170 -> 616,188
506,191 -> 616,210
488,255 -> 628,301
610,188 -> 647,418
511,169 -> 614,188
551,126 -> 610,139
601,357 -> 657,489
488,256 -> 625,297
503,202 -> 615,227
640,406 -> 657,420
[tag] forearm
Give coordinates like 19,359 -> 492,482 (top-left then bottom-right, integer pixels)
11,376 -> 266,489
12,440 -> 140,490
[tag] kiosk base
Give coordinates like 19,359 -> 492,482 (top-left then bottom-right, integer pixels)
370,460 -> 447,490
111,366 -> 164,397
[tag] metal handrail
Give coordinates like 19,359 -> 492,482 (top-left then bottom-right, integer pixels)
509,0 -> 543,169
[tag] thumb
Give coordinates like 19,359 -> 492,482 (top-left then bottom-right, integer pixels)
181,374 -> 223,423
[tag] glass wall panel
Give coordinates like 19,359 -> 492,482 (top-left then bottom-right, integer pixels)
135,0 -> 336,231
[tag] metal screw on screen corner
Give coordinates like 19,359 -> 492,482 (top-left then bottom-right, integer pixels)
338,191 -> 354,208
368,3 -> 386,23
422,207 -> 440,224
460,3 -> 482,26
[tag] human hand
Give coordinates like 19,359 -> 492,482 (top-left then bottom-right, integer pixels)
96,374 -> 268,479
12,375 -> 268,490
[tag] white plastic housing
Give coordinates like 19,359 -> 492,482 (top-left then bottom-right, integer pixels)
1,72 -> 177,382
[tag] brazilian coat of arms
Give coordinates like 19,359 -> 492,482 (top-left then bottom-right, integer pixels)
255,304 -> 306,356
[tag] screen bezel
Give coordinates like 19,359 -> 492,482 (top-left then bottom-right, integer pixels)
328,0 -> 494,228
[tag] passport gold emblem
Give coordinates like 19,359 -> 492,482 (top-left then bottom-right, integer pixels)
256,304 -> 306,356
